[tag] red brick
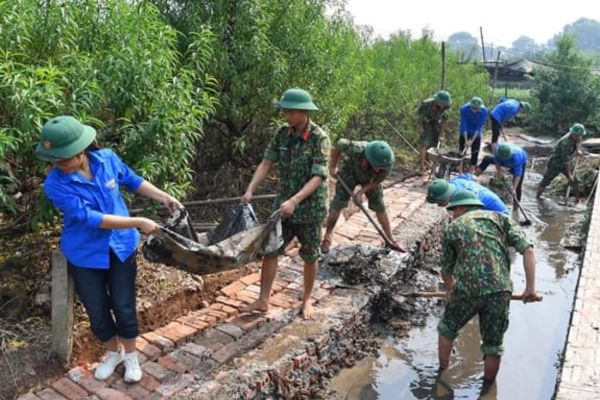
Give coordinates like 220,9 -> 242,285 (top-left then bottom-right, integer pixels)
158,354 -> 188,373
271,281 -> 286,293
123,385 -> 149,400
181,342 -> 210,359
194,328 -> 233,351
220,304 -> 238,317
230,313 -> 265,332
16,393 -> 40,400
220,280 -> 246,298
95,388 -> 133,400
244,284 -> 261,294
155,373 -> 194,398
240,272 -> 261,285
36,388 -> 68,400
236,293 -> 257,304
134,337 -> 162,360
176,313 -> 210,331
66,367 -> 108,394
255,371 -> 271,392
292,353 -> 309,369
238,289 -> 259,300
197,314 -> 218,326
269,294 -> 292,309
141,332 -> 174,352
216,296 -> 243,308
51,377 -> 89,399
205,309 -> 228,320
141,361 -> 173,382
154,322 -> 197,345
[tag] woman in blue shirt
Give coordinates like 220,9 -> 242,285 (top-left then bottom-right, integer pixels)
459,97 -> 488,173
35,116 -> 182,383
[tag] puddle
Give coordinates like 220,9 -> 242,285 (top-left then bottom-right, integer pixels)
330,163 -> 585,400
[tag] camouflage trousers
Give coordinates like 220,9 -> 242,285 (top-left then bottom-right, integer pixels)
420,123 -> 440,148
262,220 -> 322,263
330,173 -> 385,213
539,161 -> 570,188
437,291 -> 511,356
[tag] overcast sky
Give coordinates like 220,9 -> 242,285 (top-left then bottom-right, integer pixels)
346,0 -> 600,47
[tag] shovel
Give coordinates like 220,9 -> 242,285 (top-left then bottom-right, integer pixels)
335,174 -> 404,252
497,177 -> 534,226
398,291 -> 543,302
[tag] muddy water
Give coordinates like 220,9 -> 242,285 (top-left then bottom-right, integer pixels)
331,166 -> 585,400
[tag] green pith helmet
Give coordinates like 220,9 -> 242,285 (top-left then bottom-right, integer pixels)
446,190 -> 484,210
365,140 -> 395,170
569,123 -> 586,136
275,88 -> 318,111
521,101 -> 532,113
426,179 -> 453,204
35,116 -> 97,162
469,96 -> 484,109
495,143 -> 513,160
433,90 -> 452,107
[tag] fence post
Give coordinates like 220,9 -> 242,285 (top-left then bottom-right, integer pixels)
51,250 -> 74,361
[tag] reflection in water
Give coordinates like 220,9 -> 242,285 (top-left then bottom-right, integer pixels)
330,167 -> 584,400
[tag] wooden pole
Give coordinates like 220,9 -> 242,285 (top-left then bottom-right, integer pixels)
441,41 -> 446,90
480,26 -> 486,62
129,194 -> 276,215
51,250 -> 74,362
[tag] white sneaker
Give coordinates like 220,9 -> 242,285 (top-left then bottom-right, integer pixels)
123,352 -> 142,383
94,347 -> 124,380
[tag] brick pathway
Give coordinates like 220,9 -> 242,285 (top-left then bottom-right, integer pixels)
555,180 -> 600,400
17,179 -> 430,400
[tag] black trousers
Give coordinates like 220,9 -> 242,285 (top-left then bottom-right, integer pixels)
459,134 -> 481,166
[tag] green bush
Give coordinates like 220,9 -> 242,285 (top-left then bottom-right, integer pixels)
0,0 -> 217,224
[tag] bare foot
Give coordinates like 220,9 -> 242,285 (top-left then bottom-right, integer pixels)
301,300 -> 314,320
242,299 -> 269,314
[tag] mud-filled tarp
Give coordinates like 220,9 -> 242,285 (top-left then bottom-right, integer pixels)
142,208 -> 282,275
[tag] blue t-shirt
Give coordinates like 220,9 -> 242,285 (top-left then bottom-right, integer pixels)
450,174 -> 508,214
43,149 -> 144,269
491,99 -> 521,124
493,144 -> 528,177
459,103 -> 488,138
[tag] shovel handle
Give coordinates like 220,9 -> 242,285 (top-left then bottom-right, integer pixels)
408,291 -> 543,302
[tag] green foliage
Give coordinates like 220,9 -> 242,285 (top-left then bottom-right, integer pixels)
530,35 -> 600,135
347,34 -> 489,151
0,0 -> 217,222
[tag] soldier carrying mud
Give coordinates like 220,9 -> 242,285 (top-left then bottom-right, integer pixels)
417,90 -> 452,174
536,123 -> 586,201
437,190 -> 538,395
241,88 -> 330,320
319,139 -> 406,254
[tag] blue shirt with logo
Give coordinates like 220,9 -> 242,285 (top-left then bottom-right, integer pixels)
493,144 -> 528,177
459,103 -> 488,138
43,149 -> 144,269
450,174 -> 508,214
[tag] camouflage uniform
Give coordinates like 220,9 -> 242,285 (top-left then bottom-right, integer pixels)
539,133 -> 577,188
331,139 -> 389,213
438,209 -> 532,356
417,99 -> 449,147
263,121 -> 330,262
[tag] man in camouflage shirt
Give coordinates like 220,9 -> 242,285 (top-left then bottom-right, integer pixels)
536,123 -> 586,200
319,139 -> 406,254
417,90 -> 452,174
241,88 -> 330,319
438,190 -> 537,393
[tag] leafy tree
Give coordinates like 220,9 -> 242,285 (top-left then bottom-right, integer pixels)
531,35 -> 600,134
0,0 -> 217,224
562,18 -> 600,53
